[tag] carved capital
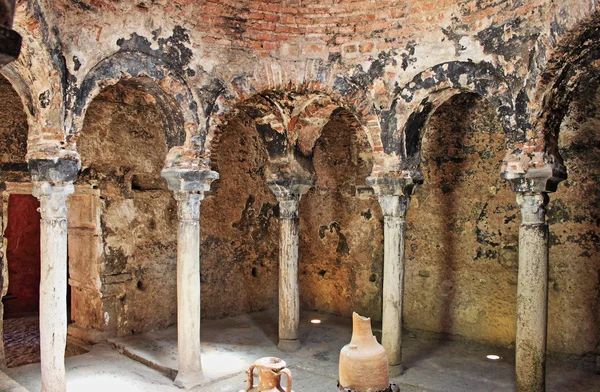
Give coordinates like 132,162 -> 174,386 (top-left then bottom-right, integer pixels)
502,159 -> 566,194
378,195 -> 410,218
28,157 -> 81,184
268,177 -> 313,201
32,182 -> 74,220
516,192 -> 549,225
278,196 -> 300,220
161,168 -> 219,192
174,191 -> 203,222
366,175 -> 416,197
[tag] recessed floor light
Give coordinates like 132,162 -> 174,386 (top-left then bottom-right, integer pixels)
487,354 -> 501,360
310,319 -> 322,324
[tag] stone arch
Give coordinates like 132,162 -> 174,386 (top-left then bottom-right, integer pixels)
3,13 -> 66,156
533,11 -> 600,168
390,61 -> 514,180
70,51 -> 201,154
203,59 -> 383,167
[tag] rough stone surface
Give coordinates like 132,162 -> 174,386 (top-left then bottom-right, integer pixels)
299,109 -> 383,319
404,93 -> 520,346
546,81 -> 600,356
75,82 -> 177,337
201,116 -> 280,319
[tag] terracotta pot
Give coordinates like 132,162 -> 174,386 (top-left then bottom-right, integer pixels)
247,357 -> 293,392
339,312 -> 389,392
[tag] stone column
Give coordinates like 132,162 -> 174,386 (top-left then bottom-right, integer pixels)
378,195 -> 409,377
515,192 -> 549,392
162,168 -> 218,390
367,176 -> 415,377
269,179 -> 312,352
502,161 -> 565,392
33,181 -> 74,392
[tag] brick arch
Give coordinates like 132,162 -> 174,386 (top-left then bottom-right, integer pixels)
204,59 -> 383,168
388,61 -> 514,178
3,15 -> 67,157
70,51 -> 202,154
533,11 -> 600,168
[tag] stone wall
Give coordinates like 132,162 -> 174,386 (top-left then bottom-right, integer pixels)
75,82 -> 177,336
404,93 -> 519,346
201,116 -> 280,319
546,81 -> 600,356
299,109 -> 383,319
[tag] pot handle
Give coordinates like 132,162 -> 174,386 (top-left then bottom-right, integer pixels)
280,368 -> 293,392
247,365 -> 256,390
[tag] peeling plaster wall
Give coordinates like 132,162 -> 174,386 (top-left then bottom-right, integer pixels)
404,93 -> 519,346
76,82 -> 177,336
201,117 -> 280,319
546,83 -> 600,356
299,109 -> 382,319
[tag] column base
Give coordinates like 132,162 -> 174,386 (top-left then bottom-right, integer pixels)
174,370 -> 205,390
278,339 -> 301,352
389,363 -> 404,377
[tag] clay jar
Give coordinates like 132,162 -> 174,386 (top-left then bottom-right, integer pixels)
247,357 -> 293,392
339,312 -> 389,392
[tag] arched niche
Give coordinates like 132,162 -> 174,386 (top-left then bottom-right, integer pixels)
201,114 -> 280,319
546,77 -> 600,356
298,108 -> 381,319
70,79 -> 178,339
404,92 -> 518,345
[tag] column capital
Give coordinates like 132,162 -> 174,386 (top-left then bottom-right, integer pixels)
378,195 -> 410,218
366,175 -> 417,197
32,181 -> 74,220
516,192 -> 549,225
28,157 -> 81,184
161,168 -> 219,192
267,178 -> 313,201
501,159 -> 566,194
174,191 -> 203,222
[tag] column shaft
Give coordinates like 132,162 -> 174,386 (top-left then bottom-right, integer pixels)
379,195 -> 409,377
35,182 -> 73,392
516,193 -> 549,392
174,191 -> 203,389
277,197 -> 301,351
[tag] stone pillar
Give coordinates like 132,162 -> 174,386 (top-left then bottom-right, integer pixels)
502,162 -> 565,392
161,168 -> 218,390
28,157 -> 80,392
378,195 -> 409,377
269,179 -> 312,352
33,181 -> 74,392
367,175 -> 415,377
515,192 -> 549,392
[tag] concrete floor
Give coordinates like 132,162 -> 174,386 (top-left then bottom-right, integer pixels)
4,309 -> 600,391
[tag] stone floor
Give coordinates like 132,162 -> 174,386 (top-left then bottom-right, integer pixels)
4,316 -> 41,367
4,309 -> 600,391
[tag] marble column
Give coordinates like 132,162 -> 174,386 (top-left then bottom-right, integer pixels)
378,195 -> 409,377
33,181 -> 74,392
367,175 -> 415,377
162,168 -> 218,390
269,179 -> 312,352
515,192 -> 549,392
